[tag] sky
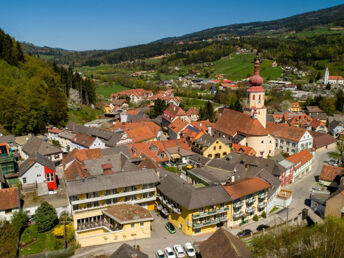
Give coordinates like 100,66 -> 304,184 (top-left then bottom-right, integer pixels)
0,0 -> 343,51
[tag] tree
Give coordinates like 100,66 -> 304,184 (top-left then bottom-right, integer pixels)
319,97 -> 336,116
336,89 -> 344,112
200,101 -> 215,122
280,100 -> 292,112
328,140 -> 344,163
0,220 -> 17,258
46,86 -> 68,127
34,201 -> 58,233
149,99 -> 168,118
11,210 -> 29,234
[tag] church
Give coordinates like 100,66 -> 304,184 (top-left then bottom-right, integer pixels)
324,67 -> 344,85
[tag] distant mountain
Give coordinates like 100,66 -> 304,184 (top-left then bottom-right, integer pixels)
154,4 -> 344,43
22,4 -> 344,66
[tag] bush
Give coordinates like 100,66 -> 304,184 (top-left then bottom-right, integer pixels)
164,166 -> 179,173
34,201 -> 58,233
261,211 -> 267,218
253,215 -> 259,222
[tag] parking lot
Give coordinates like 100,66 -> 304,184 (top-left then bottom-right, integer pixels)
73,212 -> 212,257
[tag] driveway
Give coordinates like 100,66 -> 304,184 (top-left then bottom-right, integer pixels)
73,212 -> 212,257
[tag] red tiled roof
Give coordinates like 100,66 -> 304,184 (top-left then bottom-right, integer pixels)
309,131 -> 336,149
186,107 -> 199,116
266,122 -> 307,142
63,148 -> 103,166
214,109 -> 269,137
319,164 -> 344,182
72,133 -> 96,147
110,88 -> 152,99
329,76 -> 344,80
127,109 -> 140,115
163,104 -> 186,122
223,177 -> 271,200
126,126 -> 156,143
0,187 -> 19,211
286,149 -> 312,169
310,118 -> 324,129
291,102 -> 301,108
168,119 -> 189,134
48,128 -> 63,134
232,144 -> 257,156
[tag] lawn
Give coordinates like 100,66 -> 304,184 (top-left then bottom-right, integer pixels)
213,54 -> 282,81
182,97 -> 208,109
68,105 -> 103,124
96,83 -> 129,98
20,225 -> 55,256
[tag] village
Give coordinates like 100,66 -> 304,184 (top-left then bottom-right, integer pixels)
1,60 -> 344,257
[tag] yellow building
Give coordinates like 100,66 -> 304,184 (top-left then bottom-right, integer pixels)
75,204 -> 153,247
289,102 -> 302,112
156,173 -> 232,236
192,134 -> 231,159
223,177 -> 271,226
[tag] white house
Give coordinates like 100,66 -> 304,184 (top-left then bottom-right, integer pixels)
0,187 -> 20,220
324,67 -> 344,85
71,133 -> 106,150
287,149 -> 313,182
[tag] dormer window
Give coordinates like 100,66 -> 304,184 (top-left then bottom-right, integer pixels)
131,147 -> 137,155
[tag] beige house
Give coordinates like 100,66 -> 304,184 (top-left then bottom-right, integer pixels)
192,134 -> 231,159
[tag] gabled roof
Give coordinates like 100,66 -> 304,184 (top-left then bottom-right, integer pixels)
306,106 -> 324,113
286,149 -> 312,169
23,136 -> 62,156
0,187 -> 19,211
157,172 -> 232,210
232,144 -> 256,156
310,118 -> 325,129
214,109 -> 268,137
110,243 -> 148,258
63,148 -> 103,167
328,75 -> 344,80
163,104 -> 186,122
199,227 -> 252,258
19,152 -> 55,177
168,118 -> 189,134
309,131 -> 336,149
0,135 -> 15,144
186,107 -> 199,115
266,122 -> 308,142
72,133 -> 96,148
222,177 -> 271,200
320,164 -> 344,182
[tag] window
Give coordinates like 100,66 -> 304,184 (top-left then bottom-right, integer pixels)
261,140 -> 264,144
213,146 -> 216,150
131,223 -> 135,228
46,173 -> 54,182
219,145 -> 222,150
54,154 -> 60,159
140,222 -> 144,227
208,154 -> 212,158
22,177 -> 26,184
37,174 -> 41,177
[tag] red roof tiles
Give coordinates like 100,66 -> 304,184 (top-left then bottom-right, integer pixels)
0,187 -> 19,211
286,149 -> 313,169
319,164 -> 344,182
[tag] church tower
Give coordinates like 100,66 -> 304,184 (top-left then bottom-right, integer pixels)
244,59 -> 267,128
324,67 -> 329,85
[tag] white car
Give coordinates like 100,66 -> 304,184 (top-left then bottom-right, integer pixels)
156,249 -> 166,258
173,244 -> 186,258
184,242 -> 196,257
165,247 -> 176,258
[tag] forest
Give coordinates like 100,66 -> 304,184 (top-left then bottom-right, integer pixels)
0,29 -> 96,135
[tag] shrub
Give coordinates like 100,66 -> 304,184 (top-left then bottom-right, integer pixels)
34,201 -> 58,233
253,214 -> 259,222
261,211 -> 267,218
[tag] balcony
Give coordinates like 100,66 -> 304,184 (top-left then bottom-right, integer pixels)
258,202 -> 267,209
192,207 -> 228,219
246,197 -> 255,204
172,206 -> 181,214
258,192 -> 267,199
246,206 -> 256,214
233,210 -> 244,219
233,201 -> 243,208
192,218 -> 221,228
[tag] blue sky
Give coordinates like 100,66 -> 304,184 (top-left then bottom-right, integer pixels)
0,0 -> 343,50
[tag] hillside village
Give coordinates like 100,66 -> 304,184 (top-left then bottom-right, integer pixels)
1,59 -> 344,257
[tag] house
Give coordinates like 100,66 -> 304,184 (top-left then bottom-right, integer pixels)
310,119 -> 327,133
324,187 -> 344,218
287,149 -> 313,182
19,152 -> 57,191
47,128 -> 63,142
157,172 -> 232,236
21,136 -> 63,165
120,109 -> 147,123
282,84 -> 297,91
328,120 -> 344,137
192,134 -> 231,159
324,67 -> 344,85
319,164 -> 344,188
287,113 -> 313,129
148,90 -> 182,106
186,107 -> 199,121
231,143 -> 257,156
168,119 -> 189,140
223,177 -> 271,226
162,104 -> 190,128
0,187 -> 20,220
266,123 -> 313,155
308,131 -> 336,152
0,143 -> 16,185
110,88 -> 153,104
76,204 -> 153,247
110,243 -> 148,258
198,227 -> 252,258
289,102 -> 302,112
58,131 -> 76,152
71,133 -> 106,150
306,106 -> 327,123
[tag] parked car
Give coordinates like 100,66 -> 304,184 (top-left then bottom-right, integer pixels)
165,222 -> 176,234
256,224 -> 270,231
236,229 -> 252,237
173,244 -> 186,258
184,242 -> 196,257
328,160 -> 338,166
156,249 -> 166,258
164,247 -> 176,258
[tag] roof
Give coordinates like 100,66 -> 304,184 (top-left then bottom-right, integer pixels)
168,119 -> 189,134
126,126 -> 156,143
48,128 -> 63,134
194,134 -> 217,147
110,243 -> 148,258
110,88 -> 152,99
328,75 -> 344,80
19,152 -> 55,176
63,148 -> 103,167
319,164 -> 344,182
189,153 -> 210,165
163,104 -> 186,122
214,109 -> 269,137
22,136 -> 62,156
309,131 -> 336,149
266,122 -> 308,142
232,144 -> 256,156
186,107 -> 199,115
157,172 -> 232,210
199,227 -> 252,258
306,106 -> 324,113
66,122 -> 113,140
222,177 -> 271,200
0,135 -> 15,144
0,187 -> 19,211
286,149 -> 313,169
72,133 -> 96,148
66,169 -> 159,196
103,204 -> 153,224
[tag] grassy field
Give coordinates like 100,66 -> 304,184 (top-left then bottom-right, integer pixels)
20,225 -> 55,256
68,105 -> 103,124
96,83 -> 129,98
213,54 -> 282,81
